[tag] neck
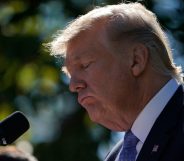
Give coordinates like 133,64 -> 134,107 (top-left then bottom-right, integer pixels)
126,73 -> 172,130
139,75 -> 171,109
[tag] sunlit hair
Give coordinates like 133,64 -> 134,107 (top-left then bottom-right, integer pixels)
47,2 -> 183,82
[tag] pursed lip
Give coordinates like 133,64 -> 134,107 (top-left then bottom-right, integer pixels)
78,95 -> 92,105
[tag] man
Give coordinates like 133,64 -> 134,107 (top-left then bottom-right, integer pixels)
48,2 -> 184,161
0,146 -> 38,161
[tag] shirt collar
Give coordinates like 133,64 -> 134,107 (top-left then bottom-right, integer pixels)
131,78 -> 180,143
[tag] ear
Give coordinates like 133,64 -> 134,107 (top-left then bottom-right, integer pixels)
130,43 -> 149,77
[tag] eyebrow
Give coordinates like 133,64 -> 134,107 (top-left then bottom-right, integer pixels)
64,51 -> 93,66
63,56 -> 79,71
62,54 -> 82,75
63,50 -> 95,74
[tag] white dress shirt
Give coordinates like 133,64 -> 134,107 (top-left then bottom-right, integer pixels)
131,78 -> 180,159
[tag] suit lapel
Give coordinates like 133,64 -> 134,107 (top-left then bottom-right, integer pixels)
136,85 -> 184,161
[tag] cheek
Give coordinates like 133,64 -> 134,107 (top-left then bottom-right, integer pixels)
89,71 -> 110,92
103,69 -> 132,102
86,60 -> 131,99
87,74 -> 117,107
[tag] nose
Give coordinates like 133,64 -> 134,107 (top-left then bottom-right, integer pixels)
69,76 -> 86,93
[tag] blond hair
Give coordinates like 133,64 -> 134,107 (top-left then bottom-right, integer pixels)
48,2 -> 183,82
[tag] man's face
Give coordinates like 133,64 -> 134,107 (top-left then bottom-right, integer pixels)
65,29 -> 135,131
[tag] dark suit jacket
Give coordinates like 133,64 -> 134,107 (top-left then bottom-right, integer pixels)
105,85 -> 184,161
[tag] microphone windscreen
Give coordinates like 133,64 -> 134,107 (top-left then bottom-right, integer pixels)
0,111 -> 30,145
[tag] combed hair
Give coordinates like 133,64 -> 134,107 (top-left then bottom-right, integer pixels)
47,2 -> 183,82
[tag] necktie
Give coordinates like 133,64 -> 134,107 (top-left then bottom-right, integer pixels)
119,130 -> 139,161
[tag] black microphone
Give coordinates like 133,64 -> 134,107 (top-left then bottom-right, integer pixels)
0,111 -> 30,146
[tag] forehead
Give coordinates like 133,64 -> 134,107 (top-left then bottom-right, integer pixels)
65,51 -> 90,65
64,20 -> 121,68
64,30 -> 100,65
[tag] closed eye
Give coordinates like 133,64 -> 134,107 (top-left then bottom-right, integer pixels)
82,61 -> 93,69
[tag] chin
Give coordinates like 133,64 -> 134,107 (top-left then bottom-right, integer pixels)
88,114 -> 99,123
87,111 -> 101,124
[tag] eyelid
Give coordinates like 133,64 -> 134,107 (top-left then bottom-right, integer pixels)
82,61 -> 93,69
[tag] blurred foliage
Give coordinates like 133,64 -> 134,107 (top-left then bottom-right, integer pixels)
0,0 -> 184,161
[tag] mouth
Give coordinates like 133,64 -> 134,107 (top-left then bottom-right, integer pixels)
78,96 -> 92,105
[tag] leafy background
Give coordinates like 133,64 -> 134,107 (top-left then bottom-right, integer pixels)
0,0 -> 184,161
